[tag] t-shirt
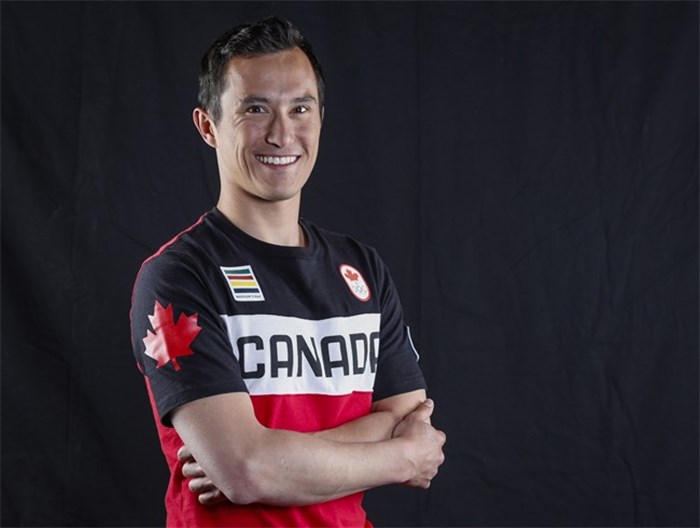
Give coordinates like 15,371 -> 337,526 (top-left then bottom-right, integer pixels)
130,208 -> 426,527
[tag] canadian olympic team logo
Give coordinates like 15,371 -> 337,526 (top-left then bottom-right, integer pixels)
339,264 -> 371,302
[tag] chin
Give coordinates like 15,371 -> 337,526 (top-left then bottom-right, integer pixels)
257,179 -> 309,202
256,187 -> 303,203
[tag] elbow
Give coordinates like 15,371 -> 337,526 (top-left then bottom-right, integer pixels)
220,484 -> 258,506
217,456 -> 279,505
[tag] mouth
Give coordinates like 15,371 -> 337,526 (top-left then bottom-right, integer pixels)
255,155 -> 300,167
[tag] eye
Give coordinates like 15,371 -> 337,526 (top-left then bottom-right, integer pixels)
245,105 -> 267,114
292,106 -> 310,114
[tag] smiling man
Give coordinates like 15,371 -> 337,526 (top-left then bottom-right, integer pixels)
130,16 -> 446,527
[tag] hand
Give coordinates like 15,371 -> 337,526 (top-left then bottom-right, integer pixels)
177,445 -> 227,506
391,399 -> 446,488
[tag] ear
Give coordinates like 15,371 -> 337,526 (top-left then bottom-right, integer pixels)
192,107 -> 218,148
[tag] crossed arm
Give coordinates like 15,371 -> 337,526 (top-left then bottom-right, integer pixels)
172,389 -> 446,506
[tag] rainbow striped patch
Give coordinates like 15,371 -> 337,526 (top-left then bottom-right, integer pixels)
220,265 -> 265,302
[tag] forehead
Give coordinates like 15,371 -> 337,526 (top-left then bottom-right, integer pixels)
222,47 -> 319,102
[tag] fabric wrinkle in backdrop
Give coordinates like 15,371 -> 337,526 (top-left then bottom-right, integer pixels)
2,2 -> 698,527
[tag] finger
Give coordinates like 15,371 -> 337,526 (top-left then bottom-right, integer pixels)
402,477 -> 432,489
188,477 -> 216,494
199,489 -> 227,506
182,461 -> 207,479
177,445 -> 193,462
410,399 -> 435,422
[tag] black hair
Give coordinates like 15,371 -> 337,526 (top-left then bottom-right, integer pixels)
198,16 -> 325,123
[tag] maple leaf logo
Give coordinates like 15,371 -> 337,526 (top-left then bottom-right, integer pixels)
344,268 -> 359,282
143,301 -> 201,371
339,264 -> 371,302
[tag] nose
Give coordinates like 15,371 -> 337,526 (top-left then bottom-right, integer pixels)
265,112 -> 293,148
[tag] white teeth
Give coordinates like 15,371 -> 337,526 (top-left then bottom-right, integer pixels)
256,155 -> 298,166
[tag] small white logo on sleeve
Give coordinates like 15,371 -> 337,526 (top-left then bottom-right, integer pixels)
339,264 -> 371,302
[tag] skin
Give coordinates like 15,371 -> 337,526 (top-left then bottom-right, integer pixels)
180,47 -> 446,507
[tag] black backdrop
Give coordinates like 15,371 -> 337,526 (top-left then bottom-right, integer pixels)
2,2 -> 698,527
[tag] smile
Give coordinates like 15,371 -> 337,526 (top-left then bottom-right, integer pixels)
255,155 -> 300,166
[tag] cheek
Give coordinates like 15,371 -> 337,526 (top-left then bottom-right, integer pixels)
298,122 -> 322,150
226,128 -> 260,164
234,121 -> 266,146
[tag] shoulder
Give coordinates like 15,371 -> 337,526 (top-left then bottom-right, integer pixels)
302,219 -> 393,295
130,211 -> 232,327
303,219 -> 381,261
134,211 -> 221,290
145,213 -> 212,263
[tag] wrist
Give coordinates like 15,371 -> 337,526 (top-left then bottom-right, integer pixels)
386,436 -> 414,483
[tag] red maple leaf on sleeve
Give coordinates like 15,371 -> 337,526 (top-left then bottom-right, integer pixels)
344,268 -> 359,282
143,301 -> 201,371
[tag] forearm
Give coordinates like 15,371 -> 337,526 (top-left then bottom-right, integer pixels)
312,389 -> 427,443
172,393 -> 414,506
225,428 -> 411,505
311,410 -> 398,443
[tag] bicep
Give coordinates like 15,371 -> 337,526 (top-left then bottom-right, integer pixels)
171,392 -> 265,498
371,389 -> 427,418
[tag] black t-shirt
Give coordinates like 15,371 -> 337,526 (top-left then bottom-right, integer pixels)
131,208 -> 426,427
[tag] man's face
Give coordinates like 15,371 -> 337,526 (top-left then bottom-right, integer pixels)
212,47 -> 322,204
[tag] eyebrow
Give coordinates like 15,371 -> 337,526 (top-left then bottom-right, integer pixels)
239,95 -> 318,105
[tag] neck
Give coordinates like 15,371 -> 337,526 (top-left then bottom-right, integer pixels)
217,193 -> 306,247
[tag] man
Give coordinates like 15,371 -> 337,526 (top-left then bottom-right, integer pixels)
130,16 -> 446,527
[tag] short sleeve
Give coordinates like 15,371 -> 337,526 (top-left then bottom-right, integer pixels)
130,252 -> 247,426
371,254 -> 427,401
